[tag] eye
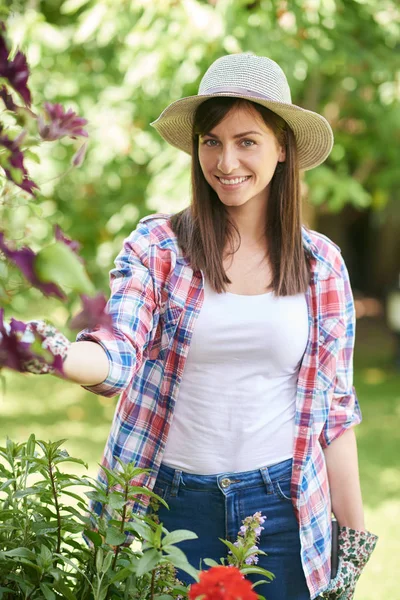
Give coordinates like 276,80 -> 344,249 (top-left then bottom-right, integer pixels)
241,139 -> 256,147
201,139 -> 219,147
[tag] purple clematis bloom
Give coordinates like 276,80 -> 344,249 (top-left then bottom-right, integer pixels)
0,310 -> 31,371
0,24 -> 31,106
69,292 -> 113,332
0,84 -> 17,110
0,232 -> 66,299
0,309 -> 63,373
0,125 -> 38,195
38,102 -> 88,141
54,224 -> 83,259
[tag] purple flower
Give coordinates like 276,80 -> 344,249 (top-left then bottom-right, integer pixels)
0,24 -> 31,106
54,224 -> 82,258
38,102 -> 88,141
254,526 -> 263,536
239,525 -> 247,536
0,125 -> 38,195
0,309 -> 63,373
69,293 -> 113,332
0,84 -> 17,110
71,142 -> 88,167
245,555 -> 259,565
0,310 -> 31,370
0,232 -> 66,299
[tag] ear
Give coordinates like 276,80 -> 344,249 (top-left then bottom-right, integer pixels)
278,145 -> 286,163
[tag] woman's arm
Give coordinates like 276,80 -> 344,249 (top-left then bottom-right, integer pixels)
323,427 -> 366,531
55,341 -> 110,386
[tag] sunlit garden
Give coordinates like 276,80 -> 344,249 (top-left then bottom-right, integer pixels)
1,1 -> 399,598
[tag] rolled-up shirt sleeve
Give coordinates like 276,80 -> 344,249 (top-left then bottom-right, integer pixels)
75,222 -> 157,397
319,259 -> 362,448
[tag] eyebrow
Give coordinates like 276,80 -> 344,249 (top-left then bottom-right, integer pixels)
202,130 -> 263,139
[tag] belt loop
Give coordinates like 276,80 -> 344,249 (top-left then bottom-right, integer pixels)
170,469 -> 182,497
260,466 -> 272,491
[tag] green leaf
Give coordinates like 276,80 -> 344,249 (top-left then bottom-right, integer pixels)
14,486 -> 44,498
96,547 -> 104,572
105,526 -> 126,546
34,241 -> 95,295
31,520 -> 59,533
163,545 -> 199,581
135,548 -> 161,577
83,529 -> 103,547
102,551 -> 113,574
125,518 -> 154,541
108,564 -> 135,584
24,149 -> 41,164
202,558 -> 220,567
40,583 -> 56,600
240,566 -> 275,580
108,492 -> 126,510
54,580 -> 78,600
0,478 -> 16,492
218,538 -> 243,560
162,529 -> 198,547
26,433 -> 36,456
3,547 -> 36,560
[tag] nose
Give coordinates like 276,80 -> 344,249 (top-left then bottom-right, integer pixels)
217,145 -> 240,174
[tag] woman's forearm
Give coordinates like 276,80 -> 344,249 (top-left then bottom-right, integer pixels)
54,341 -> 110,386
323,427 -> 366,531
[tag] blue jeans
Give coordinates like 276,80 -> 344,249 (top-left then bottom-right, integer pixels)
151,457 -> 312,600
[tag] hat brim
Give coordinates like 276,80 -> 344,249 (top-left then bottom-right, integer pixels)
151,93 -> 333,171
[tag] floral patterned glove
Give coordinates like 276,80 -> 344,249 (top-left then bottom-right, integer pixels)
322,526 -> 378,599
22,320 -> 71,374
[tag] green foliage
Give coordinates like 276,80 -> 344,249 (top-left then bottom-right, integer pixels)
1,0 -> 398,316
0,435 -> 194,598
0,435 -> 273,599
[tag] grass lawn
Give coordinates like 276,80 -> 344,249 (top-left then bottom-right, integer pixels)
1,316 -> 399,599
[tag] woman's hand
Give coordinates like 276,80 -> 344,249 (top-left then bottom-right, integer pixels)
323,526 -> 378,599
22,320 -> 71,374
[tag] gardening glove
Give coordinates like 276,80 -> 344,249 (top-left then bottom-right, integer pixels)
322,526 -> 378,600
22,320 -> 71,374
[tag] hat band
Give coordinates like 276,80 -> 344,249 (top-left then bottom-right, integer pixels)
200,85 -> 278,102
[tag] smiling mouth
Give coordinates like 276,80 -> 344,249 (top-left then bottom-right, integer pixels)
216,176 -> 251,186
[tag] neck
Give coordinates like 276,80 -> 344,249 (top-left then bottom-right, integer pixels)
225,196 -> 268,247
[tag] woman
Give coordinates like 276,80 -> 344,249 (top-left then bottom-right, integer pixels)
24,54 -> 377,599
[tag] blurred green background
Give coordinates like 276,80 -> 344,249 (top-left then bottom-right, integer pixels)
1,1 -> 400,598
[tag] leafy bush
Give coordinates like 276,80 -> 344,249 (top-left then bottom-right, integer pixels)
0,436 -> 273,599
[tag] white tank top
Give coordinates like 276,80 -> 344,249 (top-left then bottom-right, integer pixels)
162,279 -> 309,474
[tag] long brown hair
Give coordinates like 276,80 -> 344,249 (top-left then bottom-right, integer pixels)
170,97 -> 311,295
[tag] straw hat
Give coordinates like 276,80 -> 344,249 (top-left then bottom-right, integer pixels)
151,53 -> 334,171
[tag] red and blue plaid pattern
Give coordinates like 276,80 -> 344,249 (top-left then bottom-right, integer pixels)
76,213 -> 361,599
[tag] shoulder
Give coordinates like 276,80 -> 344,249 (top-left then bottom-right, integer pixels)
302,227 -> 346,279
125,213 -> 179,254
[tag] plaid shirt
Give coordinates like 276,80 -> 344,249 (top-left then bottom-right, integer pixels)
76,213 -> 361,599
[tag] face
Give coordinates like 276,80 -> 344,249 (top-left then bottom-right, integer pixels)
198,104 -> 286,212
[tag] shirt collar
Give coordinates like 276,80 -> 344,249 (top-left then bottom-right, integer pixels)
301,226 -> 342,280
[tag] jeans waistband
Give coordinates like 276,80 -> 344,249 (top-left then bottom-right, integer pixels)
157,457 -> 293,494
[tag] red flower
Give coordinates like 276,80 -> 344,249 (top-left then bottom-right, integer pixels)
189,566 -> 258,600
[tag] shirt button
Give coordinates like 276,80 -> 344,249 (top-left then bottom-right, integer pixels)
319,335 -> 324,343
301,427 -> 308,434
220,478 -> 232,489
294,465 -> 302,471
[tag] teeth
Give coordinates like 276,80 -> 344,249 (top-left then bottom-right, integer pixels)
219,176 -> 249,185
